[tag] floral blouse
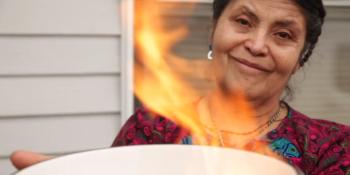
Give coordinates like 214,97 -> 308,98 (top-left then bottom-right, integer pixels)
112,105 -> 350,175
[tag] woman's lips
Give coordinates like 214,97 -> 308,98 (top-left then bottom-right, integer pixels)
230,56 -> 272,73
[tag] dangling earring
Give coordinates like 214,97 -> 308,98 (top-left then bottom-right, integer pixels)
207,44 -> 213,60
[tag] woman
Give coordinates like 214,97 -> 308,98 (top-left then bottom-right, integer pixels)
11,0 -> 350,174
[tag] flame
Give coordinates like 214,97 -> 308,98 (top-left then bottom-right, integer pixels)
133,0 -> 281,158
134,0 -> 211,144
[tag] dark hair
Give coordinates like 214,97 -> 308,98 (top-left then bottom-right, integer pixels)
212,0 -> 326,66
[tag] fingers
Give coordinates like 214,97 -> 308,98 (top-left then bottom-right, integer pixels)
10,150 -> 53,170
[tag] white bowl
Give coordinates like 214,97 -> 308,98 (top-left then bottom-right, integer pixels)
15,145 -> 297,175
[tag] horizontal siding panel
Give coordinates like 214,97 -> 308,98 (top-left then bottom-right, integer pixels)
0,76 -> 120,116
0,0 -> 120,35
290,17 -> 350,123
291,101 -> 349,118
326,7 -> 350,19
0,36 -> 120,75
0,114 -> 121,157
0,158 -> 15,175
322,24 -> 350,40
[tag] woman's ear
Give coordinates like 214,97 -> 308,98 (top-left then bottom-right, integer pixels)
209,21 -> 218,43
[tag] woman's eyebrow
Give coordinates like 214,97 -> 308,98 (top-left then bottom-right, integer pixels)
274,20 -> 303,33
240,6 -> 259,22
275,20 -> 297,27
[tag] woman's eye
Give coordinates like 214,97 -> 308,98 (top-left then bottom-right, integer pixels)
236,18 -> 250,27
276,32 -> 292,40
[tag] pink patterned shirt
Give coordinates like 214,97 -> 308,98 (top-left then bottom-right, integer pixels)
112,105 -> 350,175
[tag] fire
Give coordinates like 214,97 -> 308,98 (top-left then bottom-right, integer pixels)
134,0 -> 211,145
133,0 -> 281,158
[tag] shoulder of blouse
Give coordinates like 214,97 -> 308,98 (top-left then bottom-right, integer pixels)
288,107 -> 350,137
277,107 -> 350,174
111,107 -> 188,147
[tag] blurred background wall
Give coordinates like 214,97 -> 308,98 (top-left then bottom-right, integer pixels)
0,0 -> 349,174
0,0 -> 133,174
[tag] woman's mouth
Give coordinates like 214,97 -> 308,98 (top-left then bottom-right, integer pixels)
229,56 -> 272,73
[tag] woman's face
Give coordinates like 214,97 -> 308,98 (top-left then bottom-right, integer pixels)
212,0 -> 307,102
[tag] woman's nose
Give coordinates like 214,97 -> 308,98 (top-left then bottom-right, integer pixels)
244,33 -> 268,57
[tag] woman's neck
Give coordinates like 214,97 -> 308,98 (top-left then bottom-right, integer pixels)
248,95 -> 282,120
205,90 -> 285,134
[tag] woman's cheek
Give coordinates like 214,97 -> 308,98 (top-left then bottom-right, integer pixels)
273,49 -> 300,75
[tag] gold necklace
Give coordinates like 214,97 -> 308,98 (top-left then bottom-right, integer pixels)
210,104 -> 282,147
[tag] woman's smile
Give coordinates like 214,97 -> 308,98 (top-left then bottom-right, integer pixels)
229,55 -> 272,74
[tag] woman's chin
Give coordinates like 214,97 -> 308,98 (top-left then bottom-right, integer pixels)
217,82 -> 272,103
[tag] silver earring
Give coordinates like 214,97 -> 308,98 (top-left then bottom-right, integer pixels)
207,44 -> 213,60
207,50 -> 213,60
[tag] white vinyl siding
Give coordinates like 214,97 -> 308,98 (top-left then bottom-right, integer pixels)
0,0 -> 120,34
0,76 -> 120,116
0,0 -> 133,174
0,114 -> 120,156
0,36 -> 121,75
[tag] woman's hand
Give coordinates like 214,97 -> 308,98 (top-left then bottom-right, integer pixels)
10,150 -> 53,170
